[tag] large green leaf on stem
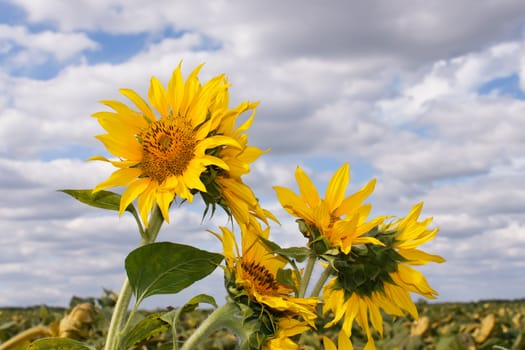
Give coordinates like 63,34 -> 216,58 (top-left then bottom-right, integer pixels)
125,242 -> 223,305
29,338 -> 95,350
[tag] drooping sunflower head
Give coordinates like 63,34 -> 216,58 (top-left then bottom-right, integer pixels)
322,203 -> 444,349
274,163 -> 385,255
197,101 -> 277,226
91,63 -> 265,226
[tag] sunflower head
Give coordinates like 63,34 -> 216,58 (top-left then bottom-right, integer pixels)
214,221 -> 318,348
91,63 -> 267,226
322,203 -> 444,349
274,163 -> 385,255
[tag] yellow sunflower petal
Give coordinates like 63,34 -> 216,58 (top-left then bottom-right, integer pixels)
87,155 -> 138,168
187,74 -> 226,128
99,100 -> 149,128
323,336 -> 337,350
167,63 -> 184,115
273,186 -> 314,222
195,135 -> 241,154
338,330 -> 354,350
180,63 -> 205,120
120,88 -> 156,123
398,248 -> 446,264
385,282 -> 418,318
218,226 -> 237,267
120,178 -> 150,216
395,265 -> 438,299
148,76 -> 170,117
295,166 -> 321,209
336,178 -> 376,217
137,181 -> 158,226
92,111 -> 142,137
93,168 -> 142,193
366,298 -> 383,336
325,163 -> 350,211
156,190 -> 174,223
94,134 -> 142,160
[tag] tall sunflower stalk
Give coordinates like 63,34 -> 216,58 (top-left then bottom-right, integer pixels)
42,63 -> 445,350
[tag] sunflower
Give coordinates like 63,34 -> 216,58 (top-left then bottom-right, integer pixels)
274,163 -> 384,254
200,99 -> 277,226
218,220 -> 318,321
322,203 -> 445,349
214,219 -> 318,347
91,63 -> 260,226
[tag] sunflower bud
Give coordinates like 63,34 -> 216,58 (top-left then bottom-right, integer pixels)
296,219 -> 330,255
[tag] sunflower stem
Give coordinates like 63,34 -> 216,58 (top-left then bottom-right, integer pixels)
310,264 -> 334,297
180,302 -> 249,350
104,204 -> 164,350
298,255 -> 316,298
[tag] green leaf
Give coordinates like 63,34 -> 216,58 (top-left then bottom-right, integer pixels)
180,293 -> 218,313
59,189 -> 136,215
29,338 -> 95,350
277,247 -> 311,262
276,268 -> 298,294
161,293 -> 218,327
122,313 -> 169,349
160,293 -> 218,347
125,242 -> 223,305
258,236 -> 311,262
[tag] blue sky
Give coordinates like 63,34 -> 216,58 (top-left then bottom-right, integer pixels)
1,0 -> 525,308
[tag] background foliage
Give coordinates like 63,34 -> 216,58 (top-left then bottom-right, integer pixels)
1,292 -> 524,350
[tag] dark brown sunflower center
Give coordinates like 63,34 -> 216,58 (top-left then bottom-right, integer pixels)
141,118 -> 197,183
241,260 -> 280,295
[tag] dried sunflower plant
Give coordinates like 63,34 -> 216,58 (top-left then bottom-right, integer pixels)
34,64 -> 444,350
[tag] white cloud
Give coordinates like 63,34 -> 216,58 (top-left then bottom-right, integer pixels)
376,42 -> 522,123
11,0 -> 525,62
0,24 -> 98,67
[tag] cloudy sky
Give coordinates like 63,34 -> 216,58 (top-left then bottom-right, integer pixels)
1,0 -> 525,309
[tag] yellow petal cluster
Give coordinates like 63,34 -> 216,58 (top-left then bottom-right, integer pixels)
322,203 -> 445,349
274,163 -> 384,253
215,220 -> 318,347
91,63 -> 267,226
217,221 -> 318,323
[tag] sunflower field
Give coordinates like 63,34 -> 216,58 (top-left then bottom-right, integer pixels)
1,292 -> 524,350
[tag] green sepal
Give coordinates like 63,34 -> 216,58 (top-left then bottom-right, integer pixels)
121,312 -> 169,349
125,242 -> 223,306
296,219 -> 330,255
29,338 -> 95,350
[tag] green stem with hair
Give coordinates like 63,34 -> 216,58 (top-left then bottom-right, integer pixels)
298,255 -> 316,298
180,302 -> 251,350
310,264 -> 334,297
103,204 -> 164,350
